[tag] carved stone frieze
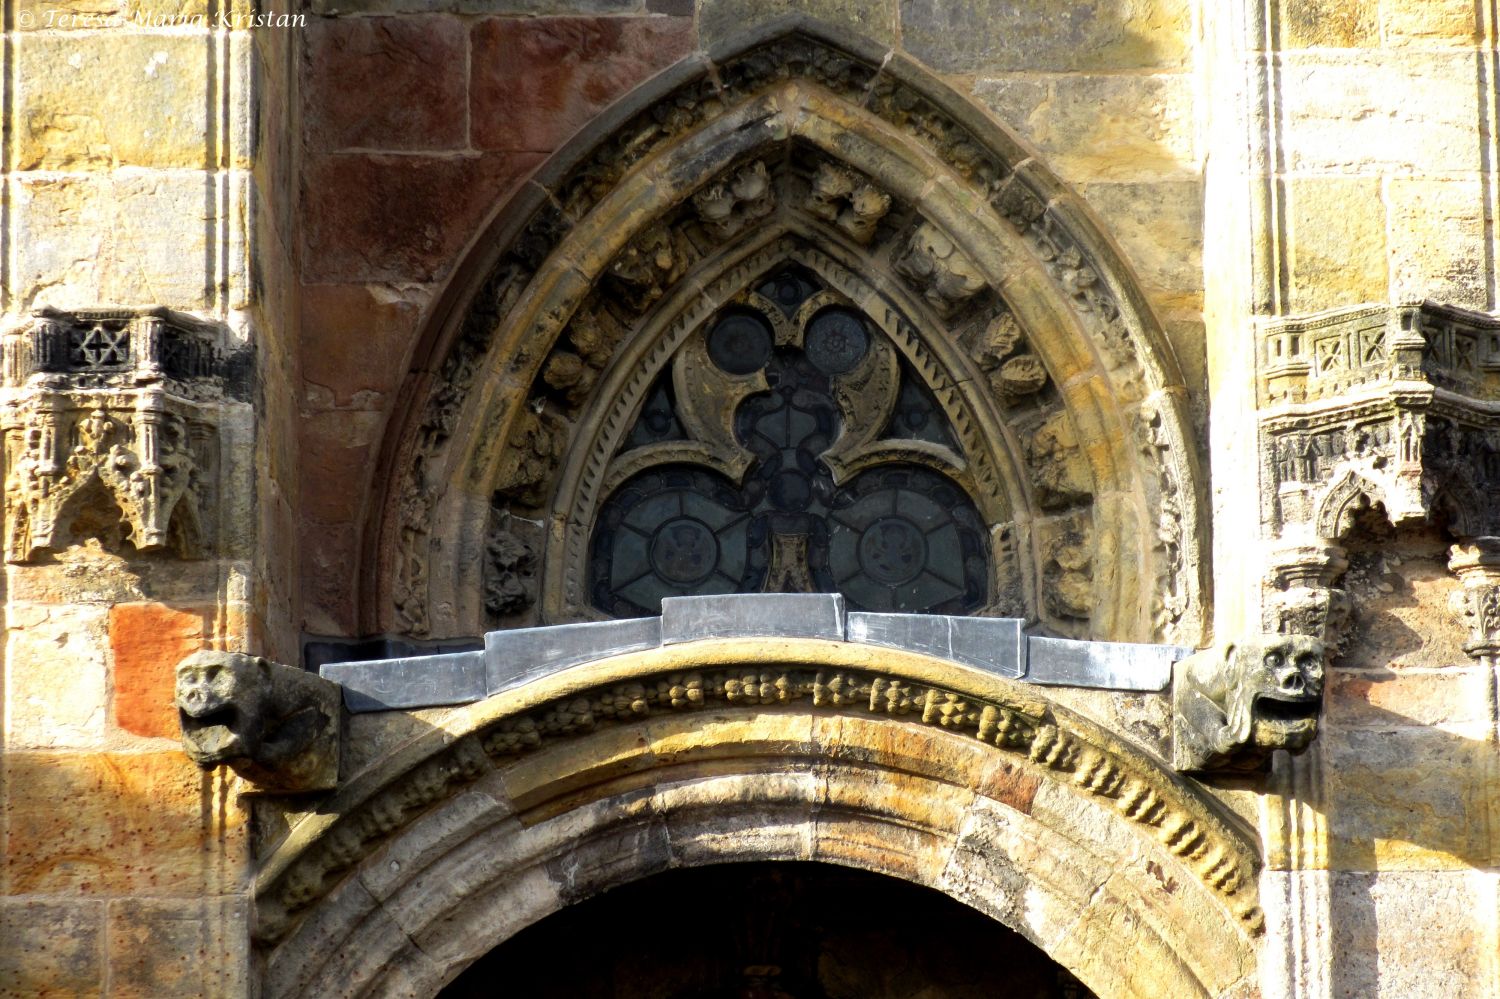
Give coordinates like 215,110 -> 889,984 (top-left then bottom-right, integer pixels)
1257,301 -> 1500,652
175,651 -> 341,793
893,222 -> 988,318
1172,635 -> 1325,773
804,161 -> 891,245
0,308 -> 236,562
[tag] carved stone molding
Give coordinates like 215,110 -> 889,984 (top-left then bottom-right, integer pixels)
1258,300 -> 1500,642
175,651 -> 341,793
0,308 -> 241,562
1172,635 -> 1325,773
375,22 -> 1207,646
1448,537 -> 1500,659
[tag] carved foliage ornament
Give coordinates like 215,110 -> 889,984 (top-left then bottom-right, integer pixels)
386,29 -> 1202,643
1,308 -> 235,562
175,651 -> 341,793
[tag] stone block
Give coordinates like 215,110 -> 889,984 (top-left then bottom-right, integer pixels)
303,16 -> 468,153
300,283 -> 424,408
899,0 -> 1191,74
1278,51 -> 1481,174
699,0 -> 896,46
469,16 -> 696,153
111,603 -> 211,740
817,713 -> 995,790
1387,177 -> 1489,310
647,710 -> 817,766
486,616 -> 662,694
660,592 -> 844,644
654,771 -> 818,865
3,751 -> 249,894
5,602 -> 109,748
1278,0 -> 1378,48
1285,176 -> 1388,311
106,897 -> 250,998
1326,668 -> 1492,731
15,33 -> 210,170
846,611 -> 1024,677
1026,635 -> 1183,690
0,899 -> 103,997
973,73 -> 1195,182
1328,871 -> 1486,998
1078,180 -> 1204,314
11,172 -> 221,310
301,151 -> 544,283
325,650 -> 487,711
297,409 -> 389,523
299,522 -> 361,637
1323,726 -> 1497,871
1382,0 -> 1482,46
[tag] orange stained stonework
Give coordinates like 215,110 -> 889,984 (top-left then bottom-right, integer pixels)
110,603 -> 212,740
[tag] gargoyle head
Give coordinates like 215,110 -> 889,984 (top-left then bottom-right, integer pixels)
1173,634 -> 1326,772
175,650 -> 269,767
1224,635 -> 1325,754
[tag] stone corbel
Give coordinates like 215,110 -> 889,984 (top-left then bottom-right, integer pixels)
175,651 -> 341,793
1448,537 -> 1500,660
1172,635 -> 1325,773
1257,300 -> 1500,643
1,307 -> 240,561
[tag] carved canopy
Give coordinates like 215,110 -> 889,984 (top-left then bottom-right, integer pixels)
366,18 -> 1206,646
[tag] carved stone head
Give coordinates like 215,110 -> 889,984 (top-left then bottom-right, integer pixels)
175,650 -> 270,767
1173,635 -> 1325,772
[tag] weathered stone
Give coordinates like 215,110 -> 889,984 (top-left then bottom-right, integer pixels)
300,151 -> 544,283
0,899 -> 103,996
106,897 -> 250,998
1279,0 -> 1378,47
1387,177 -> 1489,309
1326,667 -> 1493,732
469,17 -> 696,152
1278,51 -> 1482,174
900,0 -> 1191,74
176,651 -> 342,792
1079,180 -> 1204,314
3,751 -> 248,894
300,283 -> 424,408
1285,176 -> 1388,311
111,602 -> 210,740
700,0 -> 897,46
974,73 -> 1195,182
4,602 -> 109,748
1328,871 -> 1487,996
1382,0 -> 1482,45
303,16 -> 468,153
15,33 -> 211,170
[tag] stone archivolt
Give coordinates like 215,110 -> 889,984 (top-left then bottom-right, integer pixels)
0,307 -> 236,561
252,639 -> 1261,998
371,22 -> 1206,649
1257,300 -> 1500,653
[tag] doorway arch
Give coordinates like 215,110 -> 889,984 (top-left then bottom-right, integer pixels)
256,640 -> 1260,999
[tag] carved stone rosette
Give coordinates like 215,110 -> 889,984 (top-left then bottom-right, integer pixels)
1258,301 -> 1500,653
1,308 -> 237,561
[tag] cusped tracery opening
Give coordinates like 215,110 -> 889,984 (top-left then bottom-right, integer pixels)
589,267 -> 992,617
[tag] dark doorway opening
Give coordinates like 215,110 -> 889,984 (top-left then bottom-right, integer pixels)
440,861 -> 1093,998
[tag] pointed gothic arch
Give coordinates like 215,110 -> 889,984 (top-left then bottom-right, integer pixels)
364,17 -> 1207,646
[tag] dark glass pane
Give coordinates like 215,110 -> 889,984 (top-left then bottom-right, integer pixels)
707,310 -> 773,375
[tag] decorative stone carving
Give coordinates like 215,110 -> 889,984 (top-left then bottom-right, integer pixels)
484,511 -> 537,619
0,308 -> 234,562
692,160 -> 776,241
608,223 -> 685,313
1172,635 -> 1325,773
893,222 -> 988,318
1257,301 -> 1500,648
1448,537 -> 1500,659
175,651 -> 341,793
804,161 -> 891,245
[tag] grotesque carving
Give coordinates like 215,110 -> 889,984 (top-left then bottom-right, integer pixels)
692,160 -> 775,241
1172,636 -> 1325,773
893,222 -> 988,318
608,224 -> 683,313
804,162 -> 891,244
175,651 -> 341,793
484,511 -> 537,619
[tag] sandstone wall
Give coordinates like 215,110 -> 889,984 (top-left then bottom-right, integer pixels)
3,0 -> 1500,995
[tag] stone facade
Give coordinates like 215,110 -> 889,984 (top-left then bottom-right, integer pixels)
2,1 -> 1500,997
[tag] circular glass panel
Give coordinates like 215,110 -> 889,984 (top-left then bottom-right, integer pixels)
707,311 -> 773,375
649,517 -> 720,586
804,308 -> 870,376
